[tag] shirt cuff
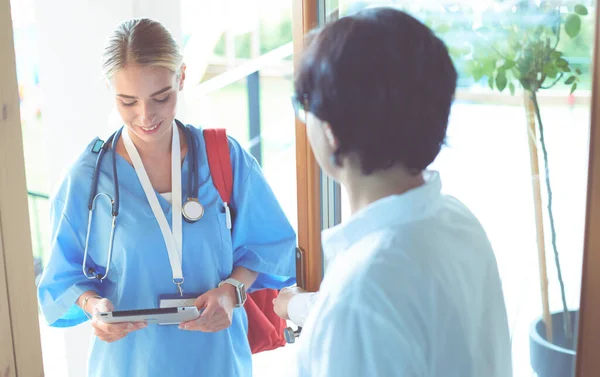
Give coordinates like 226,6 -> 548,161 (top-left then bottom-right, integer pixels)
288,291 -> 319,327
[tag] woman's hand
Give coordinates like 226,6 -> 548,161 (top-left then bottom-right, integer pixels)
179,285 -> 236,332
273,286 -> 307,320
90,298 -> 147,343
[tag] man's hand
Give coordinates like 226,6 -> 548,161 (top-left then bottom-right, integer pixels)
273,286 -> 307,320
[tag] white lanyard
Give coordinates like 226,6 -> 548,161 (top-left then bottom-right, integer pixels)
122,122 -> 184,294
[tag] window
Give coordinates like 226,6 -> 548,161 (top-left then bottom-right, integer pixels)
180,0 -> 298,232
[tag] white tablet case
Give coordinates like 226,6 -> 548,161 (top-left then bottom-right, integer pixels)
97,306 -> 199,325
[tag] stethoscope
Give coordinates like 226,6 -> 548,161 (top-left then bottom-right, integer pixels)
82,120 -> 204,281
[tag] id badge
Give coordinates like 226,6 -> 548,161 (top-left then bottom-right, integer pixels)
158,293 -> 199,308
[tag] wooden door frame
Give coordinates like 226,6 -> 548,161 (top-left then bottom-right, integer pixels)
0,0 -> 44,376
575,4 -> 600,376
292,0 -> 323,293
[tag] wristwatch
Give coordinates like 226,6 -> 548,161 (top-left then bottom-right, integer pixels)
218,278 -> 247,307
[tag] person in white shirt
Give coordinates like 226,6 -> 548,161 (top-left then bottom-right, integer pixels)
281,7 -> 513,377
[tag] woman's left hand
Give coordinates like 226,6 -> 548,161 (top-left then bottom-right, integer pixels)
179,285 -> 236,332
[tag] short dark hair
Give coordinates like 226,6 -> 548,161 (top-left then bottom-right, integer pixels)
294,7 -> 457,175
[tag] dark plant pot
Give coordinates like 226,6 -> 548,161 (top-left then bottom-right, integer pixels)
530,310 -> 579,377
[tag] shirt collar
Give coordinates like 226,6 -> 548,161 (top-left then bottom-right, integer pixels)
322,170 -> 443,261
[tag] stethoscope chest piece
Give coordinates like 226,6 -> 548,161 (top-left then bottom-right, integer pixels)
182,198 -> 204,222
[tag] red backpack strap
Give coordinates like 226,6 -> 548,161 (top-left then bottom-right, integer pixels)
203,128 -> 233,203
204,129 -> 234,228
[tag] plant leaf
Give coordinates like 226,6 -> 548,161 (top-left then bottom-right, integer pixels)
565,14 -> 582,39
436,24 -> 451,34
545,65 -> 559,79
576,68 -> 583,75
560,65 -> 572,73
471,62 -> 485,81
483,59 -> 497,77
509,82 -> 516,96
488,76 -> 494,90
508,33 -> 522,50
473,66 -> 485,82
503,60 -> 516,69
496,71 -> 507,92
550,51 -> 563,60
571,82 -> 578,94
574,5 -> 588,16
555,57 -> 569,67
520,78 -> 531,91
450,44 -> 471,58
565,76 -> 576,85
534,25 -> 544,38
512,67 -> 521,79
465,60 -> 477,75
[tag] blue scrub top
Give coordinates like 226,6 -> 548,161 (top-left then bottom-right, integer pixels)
37,124 -> 297,377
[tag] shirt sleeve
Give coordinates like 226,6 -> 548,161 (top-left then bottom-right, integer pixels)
481,256 -> 512,377
228,137 -> 297,290
37,193 -> 107,327
296,291 -> 424,377
288,291 -> 320,327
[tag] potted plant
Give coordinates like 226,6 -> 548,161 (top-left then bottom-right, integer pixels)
452,1 -> 590,376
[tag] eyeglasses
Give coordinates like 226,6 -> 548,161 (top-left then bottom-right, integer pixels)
291,94 -> 308,124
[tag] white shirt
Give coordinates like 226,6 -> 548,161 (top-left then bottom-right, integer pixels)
296,171 -> 512,377
288,291 -> 319,327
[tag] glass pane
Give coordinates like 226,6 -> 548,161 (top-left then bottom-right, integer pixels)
12,0 -> 298,375
181,0 -> 297,232
329,1 -> 594,376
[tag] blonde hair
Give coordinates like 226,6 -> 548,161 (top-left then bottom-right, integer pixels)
102,18 -> 183,79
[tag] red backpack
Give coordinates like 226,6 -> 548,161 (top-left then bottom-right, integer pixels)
203,128 -> 287,354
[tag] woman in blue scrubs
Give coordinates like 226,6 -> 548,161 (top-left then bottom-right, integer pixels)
37,18 -> 296,377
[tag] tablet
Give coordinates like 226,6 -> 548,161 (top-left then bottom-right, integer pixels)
96,306 -> 200,325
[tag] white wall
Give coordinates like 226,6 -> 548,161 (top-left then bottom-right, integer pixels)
34,0 -> 182,191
